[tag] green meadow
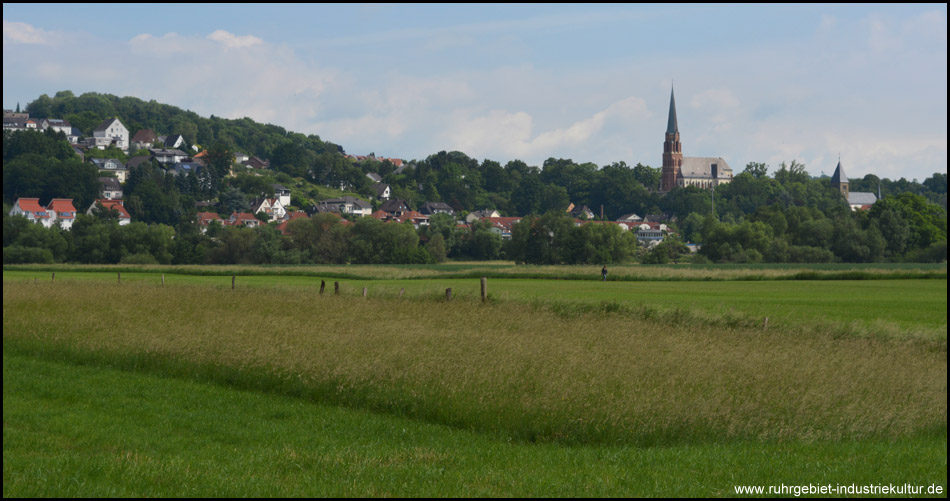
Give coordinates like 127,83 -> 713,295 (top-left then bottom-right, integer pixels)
3,264 -> 947,497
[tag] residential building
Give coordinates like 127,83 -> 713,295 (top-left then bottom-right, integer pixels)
271,184 -> 291,207
196,211 -> 223,232
419,202 -> 455,216
46,199 -> 78,229
164,134 -> 185,149
91,158 -> 129,183
250,197 -> 287,222
130,129 -> 158,150
228,212 -> 261,227
380,199 -> 411,217
374,183 -> 392,200
150,148 -> 189,164
99,177 -> 123,200
466,209 -> 501,223
312,196 -> 373,217
86,199 -> 131,225
92,118 -> 129,151
9,198 -> 53,227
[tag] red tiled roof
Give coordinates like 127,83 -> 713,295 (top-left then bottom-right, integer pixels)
47,199 -> 78,218
16,198 -> 48,216
96,199 -> 131,219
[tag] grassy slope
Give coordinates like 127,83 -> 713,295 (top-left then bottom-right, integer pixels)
4,352 -> 946,497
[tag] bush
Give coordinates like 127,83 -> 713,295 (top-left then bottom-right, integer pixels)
119,252 -> 159,265
3,245 -> 55,264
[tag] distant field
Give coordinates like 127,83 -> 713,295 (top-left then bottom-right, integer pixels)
4,267 -> 946,336
3,266 -> 946,496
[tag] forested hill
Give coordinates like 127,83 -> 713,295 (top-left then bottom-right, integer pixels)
25,90 -> 342,161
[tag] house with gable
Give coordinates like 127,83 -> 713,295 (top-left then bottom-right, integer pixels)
250,197 -> 287,222
374,183 -> 392,200
395,210 -> 430,228
380,199 -> 411,218
244,156 -> 270,169
311,196 -> 373,217
228,212 -> 261,228
91,158 -> 129,183
150,148 -> 190,165
466,209 -> 501,224
9,198 -> 53,227
196,211 -> 223,232
482,216 -> 522,240
99,177 -> 123,200
86,199 -> 131,225
92,118 -> 129,151
419,202 -> 455,216
131,129 -> 158,151
164,134 -> 186,149
46,199 -> 78,230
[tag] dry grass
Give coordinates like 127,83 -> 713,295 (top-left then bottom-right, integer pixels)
4,280 -> 946,445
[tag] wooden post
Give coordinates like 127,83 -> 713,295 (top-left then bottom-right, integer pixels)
445,288 -> 452,301
117,271 -> 121,284
334,282 -> 339,295
162,274 -> 165,286
232,275 -> 235,289
481,277 -> 487,303
34,278 -> 37,284
52,272 -> 55,282
399,288 -> 405,298
763,317 -> 769,330
362,287 -> 367,298
319,280 -> 325,294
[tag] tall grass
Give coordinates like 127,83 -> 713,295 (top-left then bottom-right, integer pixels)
4,280 -> 945,446
4,262 -> 946,281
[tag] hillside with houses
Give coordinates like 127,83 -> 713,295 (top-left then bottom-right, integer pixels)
3,91 -> 947,266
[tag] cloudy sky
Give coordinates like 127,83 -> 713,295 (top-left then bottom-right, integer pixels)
3,4 -> 946,182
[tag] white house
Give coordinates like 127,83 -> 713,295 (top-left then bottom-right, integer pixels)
150,148 -> 189,164
92,118 -> 129,151
9,198 -> 53,227
46,199 -> 78,230
272,184 -> 291,207
250,197 -> 287,222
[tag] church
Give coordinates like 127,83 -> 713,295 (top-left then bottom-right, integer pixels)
660,86 -> 734,192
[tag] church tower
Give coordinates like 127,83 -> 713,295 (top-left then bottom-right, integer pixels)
660,85 -> 682,192
831,159 -> 849,199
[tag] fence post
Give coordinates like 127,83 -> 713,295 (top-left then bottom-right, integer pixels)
320,280 -> 325,294
763,317 -> 769,330
162,274 -> 165,286
334,282 -> 340,295
481,277 -> 487,303
52,272 -> 55,282
232,275 -> 235,289
118,271 -> 121,284
446,288 -> 452,301
363,287 -> 367,298
399,288 -> 405,298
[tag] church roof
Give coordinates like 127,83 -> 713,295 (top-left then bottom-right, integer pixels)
678,157 -> 733,179
848,192 -> 877,206
831,160 -> 847,184
667,86 -> 679,134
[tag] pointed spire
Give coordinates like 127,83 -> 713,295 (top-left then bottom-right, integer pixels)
667,84 -> 678,135
831,159 -> 847,184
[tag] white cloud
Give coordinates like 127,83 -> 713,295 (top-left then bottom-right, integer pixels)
207,29 -> 263,49
2,20 -> 58,46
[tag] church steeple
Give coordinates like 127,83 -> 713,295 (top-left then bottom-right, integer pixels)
667,85 -> 678,134
661,84 -> 682,192
831,158 -> 849,199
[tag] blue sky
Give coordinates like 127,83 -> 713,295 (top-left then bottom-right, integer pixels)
3,3 -> 946,182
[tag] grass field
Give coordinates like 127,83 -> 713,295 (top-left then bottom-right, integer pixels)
3,264 -> 947,496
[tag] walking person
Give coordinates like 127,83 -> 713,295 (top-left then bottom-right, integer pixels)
601,265 -> 608,281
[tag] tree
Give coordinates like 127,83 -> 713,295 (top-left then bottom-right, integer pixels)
743,162 -> 769,179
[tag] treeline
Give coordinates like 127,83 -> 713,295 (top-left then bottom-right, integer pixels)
4,92 -> 947,265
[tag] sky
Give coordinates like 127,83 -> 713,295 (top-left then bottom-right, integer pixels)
3,3 -> 947,182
